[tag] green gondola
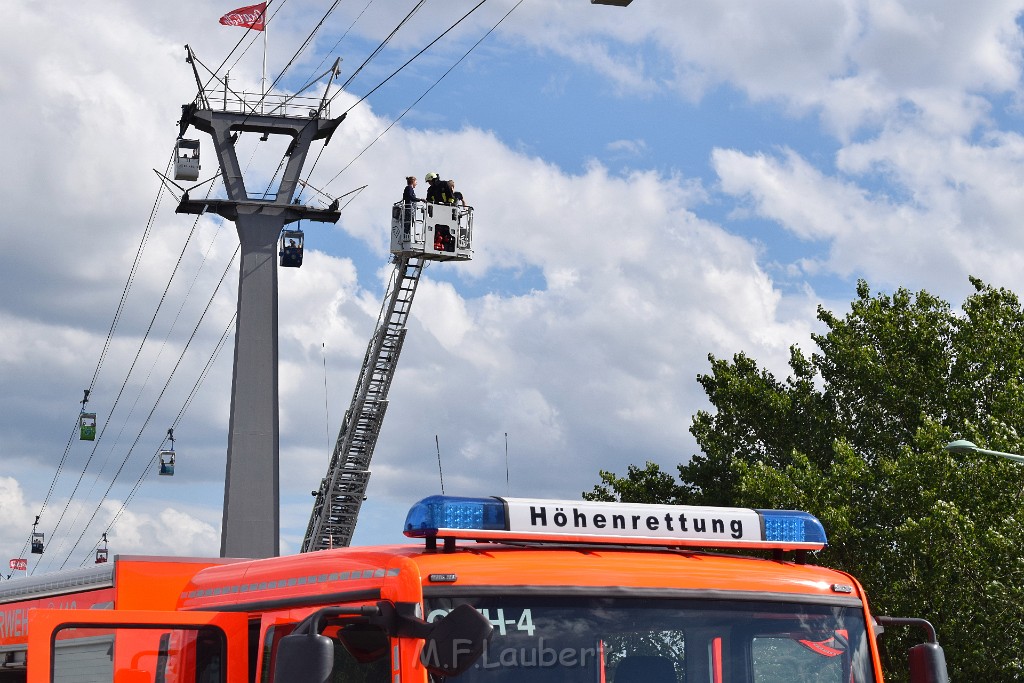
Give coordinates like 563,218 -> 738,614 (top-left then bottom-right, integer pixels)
80,412 -> 97,441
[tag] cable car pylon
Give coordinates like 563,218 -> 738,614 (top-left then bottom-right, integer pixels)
174,45 -> 345,558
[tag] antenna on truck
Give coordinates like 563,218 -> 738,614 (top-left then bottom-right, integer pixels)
435,435 -> 445,495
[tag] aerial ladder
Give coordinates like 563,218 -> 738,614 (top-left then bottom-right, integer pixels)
301,197 -> 473,551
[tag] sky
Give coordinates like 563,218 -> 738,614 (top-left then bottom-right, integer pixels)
3,0 -> 1024,575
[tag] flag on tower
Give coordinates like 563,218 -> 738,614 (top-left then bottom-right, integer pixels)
219,2 -> 267,31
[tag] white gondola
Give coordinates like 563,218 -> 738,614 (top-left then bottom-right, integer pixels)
159,428 -> 176,476
159,449 -> 175,476
174,138 -> 201,181
31,532 -> 44,555
279,229 -> 304,268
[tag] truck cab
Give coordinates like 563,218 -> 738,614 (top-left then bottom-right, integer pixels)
12,496 -> 948,683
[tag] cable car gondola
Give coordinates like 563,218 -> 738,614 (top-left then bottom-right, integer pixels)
79,389 -> 96,441
159,428 -> 176,476
30,515 -> 44,554
95,533 -> 109,564
174,138 -> 201,182
279,229 -> 304,268
159,449 -> 175,476
80,412 -> 96,441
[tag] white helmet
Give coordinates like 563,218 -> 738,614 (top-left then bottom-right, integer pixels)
425,172 -> 439,182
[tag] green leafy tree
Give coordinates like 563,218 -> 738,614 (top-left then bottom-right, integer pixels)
586,278 -> 1024,680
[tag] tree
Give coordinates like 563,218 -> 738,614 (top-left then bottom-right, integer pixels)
586,278 -> 1024,680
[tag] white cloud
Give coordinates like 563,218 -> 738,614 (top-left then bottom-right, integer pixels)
712,116 -> 1024,294
606,138 -> 648,157
507,0 -> 1024,139
0,479 -> 33,562
100,501 -> 220,557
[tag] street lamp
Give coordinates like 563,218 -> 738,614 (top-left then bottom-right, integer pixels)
943,439 -> 1024,465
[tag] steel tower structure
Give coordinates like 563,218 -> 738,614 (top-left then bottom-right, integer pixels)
176,53 -> 344,558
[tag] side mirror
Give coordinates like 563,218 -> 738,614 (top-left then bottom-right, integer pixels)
908,642 -> 949,683
420,604 -> 494,677
273,632 -> 334,683
875,616 -> 949,683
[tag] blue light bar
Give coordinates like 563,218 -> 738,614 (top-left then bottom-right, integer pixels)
757,509 -> 828,546
404,495 -> 507,536
404,496 -> 827,551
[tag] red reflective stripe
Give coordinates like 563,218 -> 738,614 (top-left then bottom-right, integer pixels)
798,638 -> 845,657
712,637 -> 723,683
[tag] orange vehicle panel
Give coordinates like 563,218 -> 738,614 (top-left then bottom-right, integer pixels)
0,588 -> 116,648
405,544 -> 858,597
177,541 -> 864,614
0,556 -> 238,651
113,556 -> 241,610
26,608 -> 248,683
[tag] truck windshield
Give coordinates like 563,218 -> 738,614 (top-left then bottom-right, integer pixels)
424,595 -> 875,683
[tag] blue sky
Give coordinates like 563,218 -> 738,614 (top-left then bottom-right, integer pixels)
4,0 -> 1024,573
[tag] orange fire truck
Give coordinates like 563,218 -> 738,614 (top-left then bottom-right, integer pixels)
1,495 -> 948,682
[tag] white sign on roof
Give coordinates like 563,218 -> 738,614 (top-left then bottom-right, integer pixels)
502,498 -> 762,544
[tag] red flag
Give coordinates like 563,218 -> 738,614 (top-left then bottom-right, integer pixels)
219,2 -> 267,31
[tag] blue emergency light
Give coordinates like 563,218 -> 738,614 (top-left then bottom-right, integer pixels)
404,495 -> 827,551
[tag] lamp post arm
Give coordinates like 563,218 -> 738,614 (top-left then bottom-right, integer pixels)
973,447 -> 1024,465
944,439 -> 1024,464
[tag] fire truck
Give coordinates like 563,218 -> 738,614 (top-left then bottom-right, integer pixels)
1,495 -> 948,682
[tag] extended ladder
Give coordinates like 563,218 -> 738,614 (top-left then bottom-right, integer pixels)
301,255 -> 425,551
302,201 -> 473,551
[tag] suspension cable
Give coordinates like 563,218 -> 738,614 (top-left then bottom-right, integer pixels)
37,178 -> 219,572
22,152 -> 173,570
338,1 -> 426,93
340,0 -> 490,115
320,0 -> 521,191
302,0 -> 496,193
38,193 -> 228,573
56,246 -> 241,570
43,100 -> 299,568
301,0 -> 376,87
225,0 -> 348,128
82,312 -> 237,566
